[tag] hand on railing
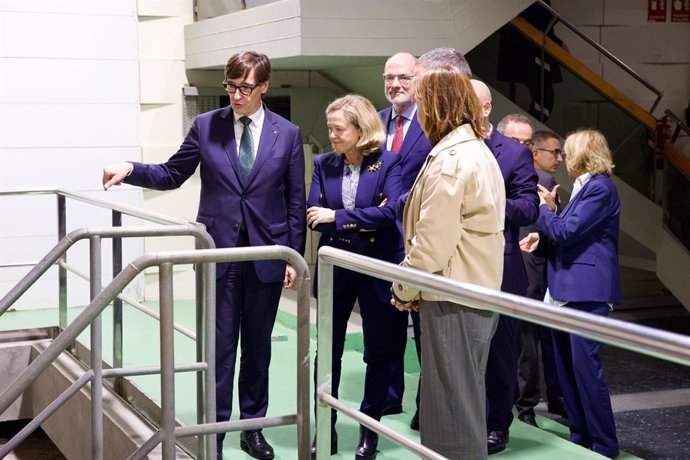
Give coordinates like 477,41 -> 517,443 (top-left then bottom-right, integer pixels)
283,265 -> 297,289
102,162 -> 134,190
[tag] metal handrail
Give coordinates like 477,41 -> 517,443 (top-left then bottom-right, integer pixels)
0,245 -> 311,460
0,186 -> 188,225
535,0 -> 664,112
0,225 -> 215,458
315,246 -> 690,460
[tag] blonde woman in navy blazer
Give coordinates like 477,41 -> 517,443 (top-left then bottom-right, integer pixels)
525,128 -> 620,459
307,94 -> 406,460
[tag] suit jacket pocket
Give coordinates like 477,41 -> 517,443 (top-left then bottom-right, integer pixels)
196,215 -> 215,230
562,253 -> 595,266
270,221 -> 289,236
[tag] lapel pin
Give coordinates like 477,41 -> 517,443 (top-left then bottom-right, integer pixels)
368,161 -> 383,173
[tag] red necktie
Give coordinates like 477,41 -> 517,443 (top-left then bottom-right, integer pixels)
391,115 -> 404,153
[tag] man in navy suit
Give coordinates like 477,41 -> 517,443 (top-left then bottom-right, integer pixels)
470,80 -> 539,455
377,51 -> 432,429
103,51 -> 306,460
504,123 -> 568,427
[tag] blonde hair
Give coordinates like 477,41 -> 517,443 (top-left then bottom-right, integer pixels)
326,94 -> 385,156
563,129 -> 615,176
414,66 -> 483,145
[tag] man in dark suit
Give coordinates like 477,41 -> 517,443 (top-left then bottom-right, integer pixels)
377,51 -> 432,429
102,51 -> 306,460
501,123 -> 568,427
470,81 -> 539,455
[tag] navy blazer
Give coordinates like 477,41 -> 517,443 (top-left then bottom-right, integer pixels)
485,129 -> 539,295
307,150 -> 403,301
537,174 -> 621,304
379,107 -> 432,192
126,105 -> 306,283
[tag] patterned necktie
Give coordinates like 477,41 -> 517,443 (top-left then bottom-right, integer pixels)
239,116 -> 255,183
390,114 -> 404,153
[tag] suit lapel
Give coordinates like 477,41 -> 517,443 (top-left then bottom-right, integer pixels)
398,114 -> 423,157
323,154 -> 344,209
219,107 -> 243,183
246,107 -> 278,185
356,153 -> 384,207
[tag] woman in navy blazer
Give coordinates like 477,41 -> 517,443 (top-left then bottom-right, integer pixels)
526,128 -> 620,458
306,94 -> 406,459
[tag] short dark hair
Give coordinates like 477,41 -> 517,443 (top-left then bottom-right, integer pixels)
417,47 -> 472,76
531,130 -> 561,148
224,51 -> 271,83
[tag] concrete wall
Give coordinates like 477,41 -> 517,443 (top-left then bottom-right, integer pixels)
552,0 -> 690,123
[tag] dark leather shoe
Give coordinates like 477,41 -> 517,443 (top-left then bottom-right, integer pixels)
547,396 -> 568,419
310,427 -> 338,458
518,412 -> 538,427
487,430 -> 509,455
409,410 -> 419,431
355,427 -> 378,459
381,404 -> 403,416
240,431 -> 275,460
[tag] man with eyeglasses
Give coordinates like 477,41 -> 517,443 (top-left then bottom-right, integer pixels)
377,52 -> 433,430
471,82 -> 539,455
499,120 -> 569,429
102,51 -> 305,460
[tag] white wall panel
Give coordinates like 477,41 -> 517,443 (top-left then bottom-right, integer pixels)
0,59 -> 139,105
0,104 -> 140,149
0,13 -> 137,60
0,147 -> 141,190
0,1 -> 135,16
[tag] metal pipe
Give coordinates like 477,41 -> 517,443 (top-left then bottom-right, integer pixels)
318,393 -> 447,460
202,259 -> 217,460
159,263 -> 177,459
295,264 -> 311,460
175,415 -> 299,438
194,225 -> 206,460
57,194 -> 67,328
58,259 -> 197,341
1,225 -> 214,315
112,210 -> 124,393
102,363 -> 206,378
315,260 -> 334,460
318,247 -> 690,366
127,430 -> 165,460
90,236 -> 104,460
0,371 -> 94,458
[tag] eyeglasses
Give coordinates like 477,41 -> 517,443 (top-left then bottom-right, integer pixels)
510,137 -> 533,146
222,80 -> 259,96
382,74 -> 414,86
536,147 -> 565,159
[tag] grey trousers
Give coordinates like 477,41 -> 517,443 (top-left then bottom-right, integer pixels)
419,300 -> 498,460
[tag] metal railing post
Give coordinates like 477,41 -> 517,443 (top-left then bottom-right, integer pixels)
90,236 -> 104,460
57,193 -> 67,329
315,260 -> 334,459
112,210 -> 124,394
203,260 -> 217,460
159,263 -> 177,458
296,267 -> 311,460
194,226 -> 207,460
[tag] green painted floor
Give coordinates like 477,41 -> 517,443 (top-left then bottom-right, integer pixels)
0,302 -> 637,459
